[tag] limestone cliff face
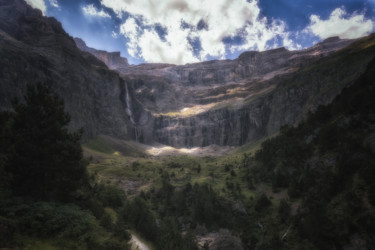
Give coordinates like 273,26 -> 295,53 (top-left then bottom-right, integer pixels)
0,0 -> 143,140
74,38 -> 129,70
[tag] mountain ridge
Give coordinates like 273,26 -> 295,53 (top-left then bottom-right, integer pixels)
74,37 -> 129,70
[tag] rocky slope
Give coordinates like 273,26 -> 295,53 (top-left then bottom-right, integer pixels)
0,0 -> 145,140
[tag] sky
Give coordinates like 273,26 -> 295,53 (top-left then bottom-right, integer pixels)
25,0 -> 375,65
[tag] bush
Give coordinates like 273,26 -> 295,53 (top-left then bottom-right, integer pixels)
98,184 -> 126,208
2,200 -> 97,239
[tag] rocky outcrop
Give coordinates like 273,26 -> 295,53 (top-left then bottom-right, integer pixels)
74,37 -> 129,70
0,0 -> 143,140
197,230 -> 243,250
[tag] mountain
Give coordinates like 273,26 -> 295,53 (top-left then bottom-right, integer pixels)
1,0 -> 375,149
110,36 -> 375,147
0,0 -> 146,140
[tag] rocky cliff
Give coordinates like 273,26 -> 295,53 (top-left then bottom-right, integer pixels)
0,0 -> 144,140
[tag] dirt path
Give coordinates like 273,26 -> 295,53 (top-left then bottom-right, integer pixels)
129,234 -> 150,250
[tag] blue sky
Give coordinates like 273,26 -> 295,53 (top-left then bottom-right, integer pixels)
26,0 -> 375,65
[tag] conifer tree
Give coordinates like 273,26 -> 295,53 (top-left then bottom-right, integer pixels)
7,83 -> 87,201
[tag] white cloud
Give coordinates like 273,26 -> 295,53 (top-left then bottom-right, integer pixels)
119,17 -> 199,63
25,0 -> 47,14
120,18 -> 141,58
305,7 -> 373,39
101,0 -> 297,64
82,4 -> 111,18
49,0 -> 59,8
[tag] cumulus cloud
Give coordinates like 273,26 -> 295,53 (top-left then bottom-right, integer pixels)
25,0 -> 47,14
82,4 -> 111,18
305,7 -> 373,39
101,0 -> 298,64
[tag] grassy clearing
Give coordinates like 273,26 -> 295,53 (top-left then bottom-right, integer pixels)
83,135 -> 285,204
84,137 -> 115,154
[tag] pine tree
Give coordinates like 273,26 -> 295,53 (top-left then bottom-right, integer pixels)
7,83 -> 88,201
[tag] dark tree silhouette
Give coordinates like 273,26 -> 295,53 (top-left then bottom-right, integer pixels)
6,83 -> 88,201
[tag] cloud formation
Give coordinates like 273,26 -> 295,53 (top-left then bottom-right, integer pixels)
82,4 -> 111,18
101,0 -> 296,64
305,7 -> 373,39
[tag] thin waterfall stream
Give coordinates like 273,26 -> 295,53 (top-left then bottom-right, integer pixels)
125,82 -> 138,142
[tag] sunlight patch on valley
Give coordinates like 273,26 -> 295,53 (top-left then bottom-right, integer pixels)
158,103 -> 216,117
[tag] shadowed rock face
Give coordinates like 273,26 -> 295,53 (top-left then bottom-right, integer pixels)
0,0 -> 145,140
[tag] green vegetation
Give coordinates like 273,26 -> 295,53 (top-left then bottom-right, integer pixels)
1,36 -> 375,249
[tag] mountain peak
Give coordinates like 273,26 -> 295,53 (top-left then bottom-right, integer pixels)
73,37 -> 129,69
322,36 -> 341,43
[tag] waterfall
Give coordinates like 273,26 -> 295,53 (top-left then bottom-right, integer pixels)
125,83 -> 138,142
